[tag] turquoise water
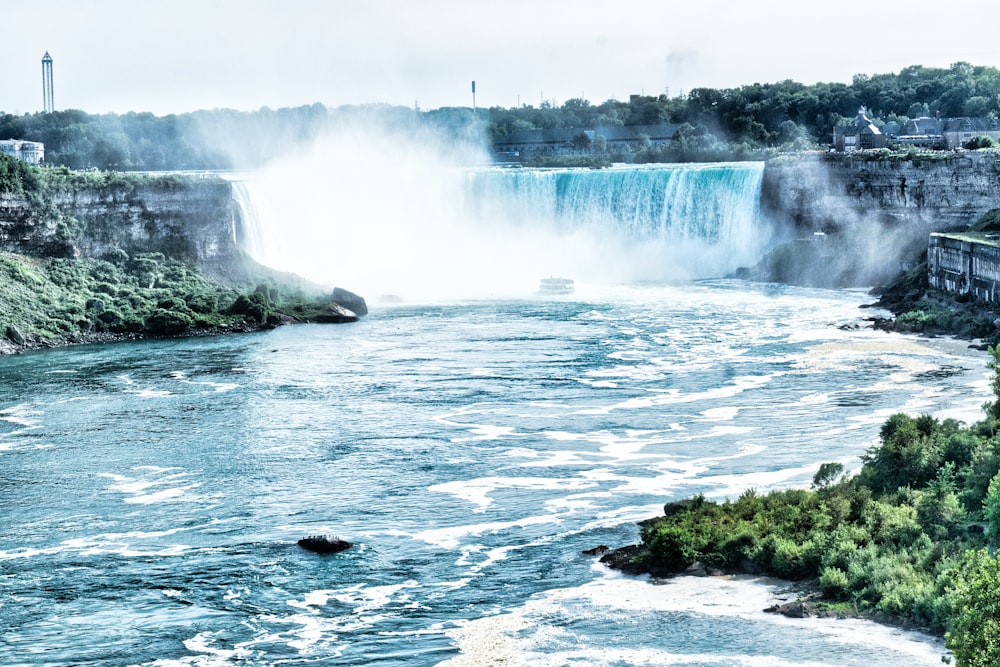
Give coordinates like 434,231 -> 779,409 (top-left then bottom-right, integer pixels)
0,281 -> 978,665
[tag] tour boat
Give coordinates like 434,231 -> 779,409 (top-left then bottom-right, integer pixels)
539,277 -> 575,294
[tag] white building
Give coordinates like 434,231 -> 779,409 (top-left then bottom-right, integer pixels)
0,139 -> 45,165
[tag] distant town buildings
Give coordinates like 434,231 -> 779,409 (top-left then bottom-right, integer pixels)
0,139 -> 45,165
834,106 -> 1000,152
833,108 -> 887,152
41,51 -> 54,113
492,123 -> 682,162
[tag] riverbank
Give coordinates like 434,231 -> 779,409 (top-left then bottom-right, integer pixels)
590,337 -> 1000,661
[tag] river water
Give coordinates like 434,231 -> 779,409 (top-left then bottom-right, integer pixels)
0,281 -> 986,666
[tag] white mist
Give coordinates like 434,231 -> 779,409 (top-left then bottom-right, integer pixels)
234,124 -> 774,302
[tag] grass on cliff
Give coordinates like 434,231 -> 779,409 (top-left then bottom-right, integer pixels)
0,249 -> 348,347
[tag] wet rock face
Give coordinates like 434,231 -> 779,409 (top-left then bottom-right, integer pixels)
753,153 -> 1000,288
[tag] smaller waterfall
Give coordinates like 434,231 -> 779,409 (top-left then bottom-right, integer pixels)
229,180 -> 271,264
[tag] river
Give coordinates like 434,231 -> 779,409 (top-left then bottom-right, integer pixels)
0,281 -> 984,665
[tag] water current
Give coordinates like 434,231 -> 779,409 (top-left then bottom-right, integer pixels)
0,282 -> 988,666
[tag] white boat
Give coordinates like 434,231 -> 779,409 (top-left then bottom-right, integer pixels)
539,277 -> 574,294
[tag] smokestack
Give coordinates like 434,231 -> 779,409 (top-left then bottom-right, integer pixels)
471,80 -> 476,114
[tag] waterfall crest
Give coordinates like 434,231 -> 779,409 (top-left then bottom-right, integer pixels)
230,161 -> 772,300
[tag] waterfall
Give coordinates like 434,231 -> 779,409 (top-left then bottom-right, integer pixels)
463,162 -> 768,279
229,180 -> 271,264
229,161 -> 772,300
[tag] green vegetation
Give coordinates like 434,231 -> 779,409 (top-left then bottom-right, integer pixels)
0,249 -> 349,348
0,104 -> 484,171
488,61 -> 1000,160
621,346 -> 1000,663
4,62 -> 1000,169
0,153 -> 356,351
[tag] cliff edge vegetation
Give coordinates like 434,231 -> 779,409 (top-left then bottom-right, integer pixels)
602,345 -> 1000,666
0,153 -> 362,354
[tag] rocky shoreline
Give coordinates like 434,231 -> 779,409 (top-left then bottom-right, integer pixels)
585,542 -> 938,633
0,302 -> 362,357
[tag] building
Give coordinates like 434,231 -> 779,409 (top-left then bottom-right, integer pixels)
942,117 -> 1000,150
491,123 -> 683,162
928,232 -> 1000,303
893,117 -> 945,150
833,113 -> 1000,152
833,107 -> 887,152
0,139 -> 45,165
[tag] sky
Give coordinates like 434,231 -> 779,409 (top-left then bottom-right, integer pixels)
4,0 -> 1000,117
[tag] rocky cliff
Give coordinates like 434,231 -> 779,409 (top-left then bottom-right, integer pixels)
754,152 -> 1000,287
0,176 -> 239,270
0,171 -> 365,354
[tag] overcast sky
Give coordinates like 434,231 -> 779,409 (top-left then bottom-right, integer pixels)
4,0 -> 1000,117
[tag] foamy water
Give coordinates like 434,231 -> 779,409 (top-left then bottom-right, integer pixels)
0,282 -> 983,665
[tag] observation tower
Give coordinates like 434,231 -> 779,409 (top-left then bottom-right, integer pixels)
42,52 -> 54,113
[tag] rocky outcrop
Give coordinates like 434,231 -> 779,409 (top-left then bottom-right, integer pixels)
0,179 -> 239,265
297,535 -> 353,554
755,152 -> 1000,287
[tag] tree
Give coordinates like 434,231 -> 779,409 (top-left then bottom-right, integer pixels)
570,132 -> 592,152
812,462 -> 845,489
946,549 -> 1000,666
986,345 -> 1000,420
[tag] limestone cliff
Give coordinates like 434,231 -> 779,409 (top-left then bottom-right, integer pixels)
755,152 -> 1000,287
0,171 -> 364,354
0,176 -> 238,269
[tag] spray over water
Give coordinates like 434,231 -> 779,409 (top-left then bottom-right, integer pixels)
233,122 -> 773,302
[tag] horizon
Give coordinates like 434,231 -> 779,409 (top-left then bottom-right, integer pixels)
2,0 -> 999,117
3,59 -> 998,121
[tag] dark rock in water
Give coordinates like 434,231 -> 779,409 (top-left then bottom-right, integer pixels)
297,535 -> 352,554
313,303 -> 359,324
582,545 -> 610,556
684,561 -> 708,577
332,287 -> 368,316
599,544 -> 649,575
764,600 -> 813,618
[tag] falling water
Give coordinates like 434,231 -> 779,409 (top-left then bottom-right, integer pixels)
230,161 -> 772,300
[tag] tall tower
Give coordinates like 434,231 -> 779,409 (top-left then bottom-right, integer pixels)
41,52 -> 54,113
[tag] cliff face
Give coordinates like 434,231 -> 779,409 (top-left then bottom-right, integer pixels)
763,152 -> 1000,234
757,152 -> 1000,286
0,178 -> 239,267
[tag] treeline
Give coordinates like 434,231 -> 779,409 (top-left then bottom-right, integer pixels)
3,62 -> 1000,170
620,346 -> 1000,666
0,104 -> 487,171
488,61 -> 1000,154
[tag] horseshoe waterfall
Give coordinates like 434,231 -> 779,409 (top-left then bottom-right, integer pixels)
231,163 -> 772,299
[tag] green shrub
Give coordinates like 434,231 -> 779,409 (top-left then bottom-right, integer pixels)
144,308 -> 193,335
819,566 -> 850,599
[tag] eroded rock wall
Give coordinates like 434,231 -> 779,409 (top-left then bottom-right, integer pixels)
762,152 -> 1000,236
0,178 -> 238,265
756,152 -> 1000,287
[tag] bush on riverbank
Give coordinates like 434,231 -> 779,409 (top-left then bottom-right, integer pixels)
618,347 -> 1000,661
